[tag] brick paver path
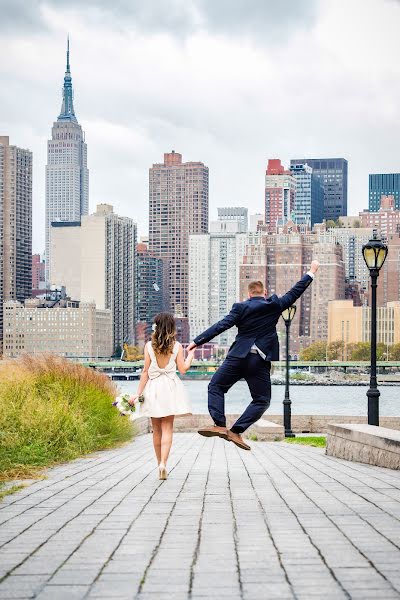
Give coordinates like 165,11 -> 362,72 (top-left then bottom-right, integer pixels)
1,433 -> 400,599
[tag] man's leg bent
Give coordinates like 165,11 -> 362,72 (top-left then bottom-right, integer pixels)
231,354 -> 271,433
208,356 -> 243,427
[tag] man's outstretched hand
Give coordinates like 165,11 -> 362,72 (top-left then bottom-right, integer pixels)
310,260 -> 320,274
187,342 -> 197,352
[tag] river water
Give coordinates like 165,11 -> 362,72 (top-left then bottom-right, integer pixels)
116,380 -> 400,416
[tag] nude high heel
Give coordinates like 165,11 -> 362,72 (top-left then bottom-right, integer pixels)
158,463 -> 168,480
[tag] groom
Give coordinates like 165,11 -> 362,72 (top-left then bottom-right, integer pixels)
187,261 -> 320,450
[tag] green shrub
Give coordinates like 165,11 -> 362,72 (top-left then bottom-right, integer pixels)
0,354 -> 133,481
290,372 -> 310,381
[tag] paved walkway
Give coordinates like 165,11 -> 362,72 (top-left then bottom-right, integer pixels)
1,433 -> 400,599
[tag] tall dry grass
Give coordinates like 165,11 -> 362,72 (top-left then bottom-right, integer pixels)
0,354 -> 133,481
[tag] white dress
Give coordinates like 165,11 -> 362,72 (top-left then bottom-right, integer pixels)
140,341 -> 192,418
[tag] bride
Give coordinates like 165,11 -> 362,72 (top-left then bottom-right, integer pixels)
129,313 -> 194,480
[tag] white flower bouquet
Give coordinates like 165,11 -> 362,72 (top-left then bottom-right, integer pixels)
112,393 -> 145,416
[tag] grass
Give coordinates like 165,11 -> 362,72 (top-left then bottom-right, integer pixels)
0,482 -> 24,501
0,354 -> 134,482
284,436 -> 326,448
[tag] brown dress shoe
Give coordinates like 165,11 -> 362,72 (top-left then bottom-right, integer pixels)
227,430 -> 251,451
198,425 -> 228,439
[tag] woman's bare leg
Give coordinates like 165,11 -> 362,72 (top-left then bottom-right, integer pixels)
151,417 -> 162,465
160,416 -> 175,466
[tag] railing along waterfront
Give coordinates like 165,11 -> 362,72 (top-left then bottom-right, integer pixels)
84,360 -> 400,381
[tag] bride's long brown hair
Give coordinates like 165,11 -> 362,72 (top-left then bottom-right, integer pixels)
151,313 -> 176,355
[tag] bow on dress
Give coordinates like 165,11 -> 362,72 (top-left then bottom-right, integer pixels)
148,362 -> 177,380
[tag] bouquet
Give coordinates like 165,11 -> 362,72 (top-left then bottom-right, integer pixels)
112,393 -> 145,416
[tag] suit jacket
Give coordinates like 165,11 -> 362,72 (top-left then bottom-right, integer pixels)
193,274 -> 313,361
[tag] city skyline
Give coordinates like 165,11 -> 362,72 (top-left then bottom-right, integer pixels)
2,0 -> 400,252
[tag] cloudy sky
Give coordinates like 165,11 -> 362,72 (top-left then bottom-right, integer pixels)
1,0 -> 400,252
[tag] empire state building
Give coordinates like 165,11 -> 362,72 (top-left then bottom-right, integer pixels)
45,38 -> 89,283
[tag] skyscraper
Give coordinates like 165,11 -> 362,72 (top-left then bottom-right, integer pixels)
81,204 -> 136,351
217,207 -> 248,232
264,159 -> 296,232
369,174 -> 400,212
189,220 -> 247,346
240,227 -> 314,357
149,151 -> 209,317
249,213 -> 264,232
317,226 -> 372,291
50,205 -> 137,351
0,136 -> 32,346
310,242 -> 345,342
136,242 -> 164,344
290,158 -> 348,221
32,254 -> 45,291
45,38 -> 88,282
290,162 -> 324,227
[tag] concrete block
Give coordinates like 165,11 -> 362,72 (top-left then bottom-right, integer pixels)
130,415 -> 150,435
247,418 -> 285,441
134,413 -> 400,436
326,423 -> 400,469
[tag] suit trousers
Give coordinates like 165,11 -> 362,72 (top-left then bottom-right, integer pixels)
208,352 -> 271,433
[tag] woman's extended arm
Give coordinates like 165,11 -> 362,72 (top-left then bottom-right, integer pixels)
176,345 -> 195,375
128,346 -> 150,404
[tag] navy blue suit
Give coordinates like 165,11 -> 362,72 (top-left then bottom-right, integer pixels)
193,274 -> 313,433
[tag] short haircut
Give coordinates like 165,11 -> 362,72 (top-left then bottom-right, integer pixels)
248,280 -> 264,295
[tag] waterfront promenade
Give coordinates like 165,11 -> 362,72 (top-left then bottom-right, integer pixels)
1,433 -> 400,599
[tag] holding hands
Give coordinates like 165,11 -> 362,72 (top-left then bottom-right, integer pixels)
310,260 -> 320,274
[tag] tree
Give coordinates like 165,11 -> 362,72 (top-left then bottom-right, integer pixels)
389,343 -> 400,361
123,345 -> 144,361
327,341 -> 345,360
347,342 -> 389,361
300,341 -> 327,361
326,219 -> 337,229
347,342 -> 370,361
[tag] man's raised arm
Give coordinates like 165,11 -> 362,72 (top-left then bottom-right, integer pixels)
187,303 -> 242,351
278,260 -> 320,311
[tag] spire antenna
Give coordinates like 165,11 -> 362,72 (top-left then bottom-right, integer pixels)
58,35 -> 77,122
66,35 -> 70,73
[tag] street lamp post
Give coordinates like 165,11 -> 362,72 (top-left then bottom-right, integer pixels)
281,305 -> 297,438
362,230 -> 388,426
